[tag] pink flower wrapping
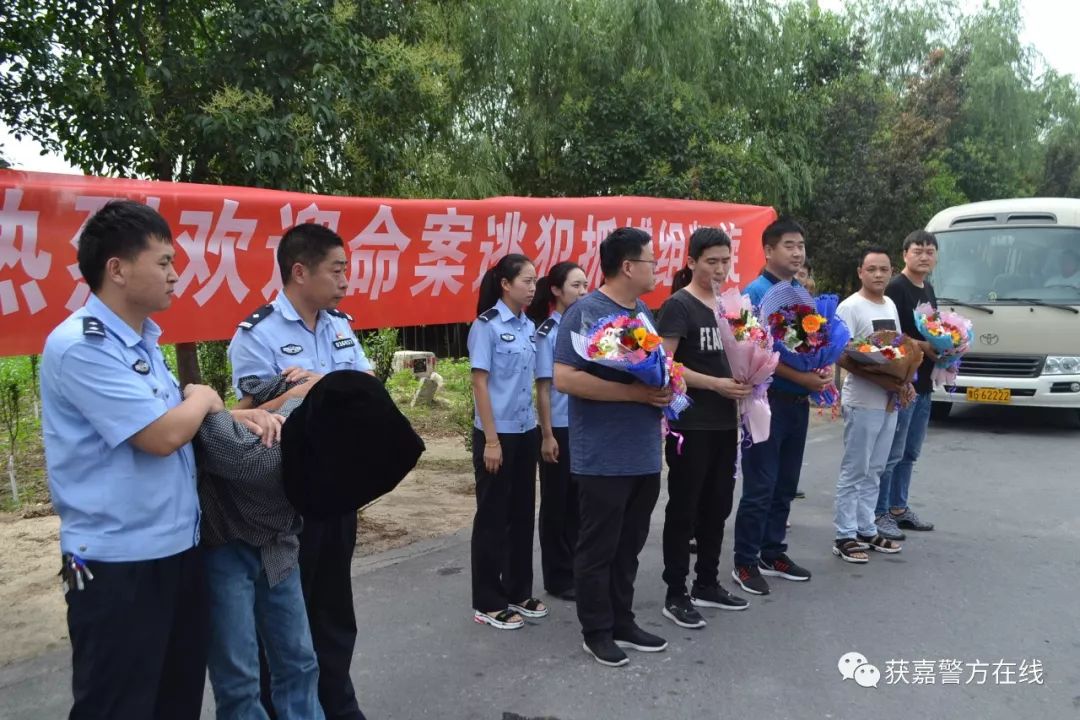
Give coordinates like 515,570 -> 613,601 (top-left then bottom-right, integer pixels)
715,286 -> 780,444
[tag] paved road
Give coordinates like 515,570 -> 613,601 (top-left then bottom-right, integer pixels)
2,404 -> 1078,720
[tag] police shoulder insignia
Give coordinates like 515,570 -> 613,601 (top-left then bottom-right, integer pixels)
535,318 -> 557,338
82,317 -> 106,337
280,344 -> 303,355
327,308 -> 354,322
478,308 -> 499,323
132,359 -> 151,375
238,304 -> 274,330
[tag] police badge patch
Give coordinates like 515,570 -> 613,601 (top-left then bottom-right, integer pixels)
500,333 -> 515,342
281,344 -> 303,355
132,359 -> 151,375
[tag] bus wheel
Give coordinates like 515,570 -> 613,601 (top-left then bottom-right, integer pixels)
930,402 -> 952,421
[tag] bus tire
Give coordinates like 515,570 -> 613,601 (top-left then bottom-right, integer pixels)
930,401 -> 952,421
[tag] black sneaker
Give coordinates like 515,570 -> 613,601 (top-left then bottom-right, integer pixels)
731,565 -> 770,596
582,634 -> 629,667
613,625 -> 668,652
758,553 -> 811,582
690,583 -> 749,611
662,594 -> 706,629
794,491 -> 806,499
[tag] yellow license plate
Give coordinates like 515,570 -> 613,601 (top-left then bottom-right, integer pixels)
966,387 -> 1011,404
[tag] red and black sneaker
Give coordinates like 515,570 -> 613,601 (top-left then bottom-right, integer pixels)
731,564 -> 770,596
758,553 -> 811,582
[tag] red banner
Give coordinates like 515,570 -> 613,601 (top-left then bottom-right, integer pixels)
0,170 -> 774,356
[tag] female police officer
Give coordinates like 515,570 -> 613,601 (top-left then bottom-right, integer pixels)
469,253 -> 548,630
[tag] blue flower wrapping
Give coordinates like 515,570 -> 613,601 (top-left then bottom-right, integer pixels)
569,315 -> 691,419
758,285 -> 851,405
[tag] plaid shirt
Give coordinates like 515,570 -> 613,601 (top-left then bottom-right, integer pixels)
195,393 -> 303,587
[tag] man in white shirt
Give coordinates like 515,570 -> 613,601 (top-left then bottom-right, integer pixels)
831,247 -> 908,564
1045,250 -> 1080,290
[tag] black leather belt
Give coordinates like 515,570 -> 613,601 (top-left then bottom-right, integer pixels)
768,388 -> 810,405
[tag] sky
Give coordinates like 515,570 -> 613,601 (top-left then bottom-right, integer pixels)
3,0 -> 1079,176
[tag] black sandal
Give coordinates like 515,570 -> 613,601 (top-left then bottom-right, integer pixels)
473,608 -> 524,630
832,539 -> 869,564
509,598 -> 549,618
857,534 -> 902,554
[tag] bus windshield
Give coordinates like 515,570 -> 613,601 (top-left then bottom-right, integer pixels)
930,227 -> 1080,303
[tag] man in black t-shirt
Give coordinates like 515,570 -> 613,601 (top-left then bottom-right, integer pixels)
876,230 -> 940,541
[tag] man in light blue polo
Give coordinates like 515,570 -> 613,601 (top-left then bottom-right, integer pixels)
228,223 -> 372,720
40,200 -> 276,719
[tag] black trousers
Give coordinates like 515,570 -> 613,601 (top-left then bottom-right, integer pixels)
66,546 -> 208,720
662,428 -> 739,596
299,512 -> 365,720
538,426 -> 578,595
574,473 -> 661,639
471,427 -> 540,612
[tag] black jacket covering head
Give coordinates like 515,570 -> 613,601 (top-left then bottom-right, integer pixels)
282,370 -> 425,518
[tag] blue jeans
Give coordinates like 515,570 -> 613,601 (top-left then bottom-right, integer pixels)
733,392 -> 809,567
876,391 -> 932,516
205,541 -> 323,720
835,406 -> 897,539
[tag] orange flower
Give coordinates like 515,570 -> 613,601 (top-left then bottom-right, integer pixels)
640,333 -> 662,352
801,314 -> 823,334
858,344 -> 874,352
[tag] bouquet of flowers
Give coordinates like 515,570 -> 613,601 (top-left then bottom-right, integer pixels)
715,287 -> 779,443
913,303 -> 974,388
759,283 -> 851,407
843,330 -> 924,408
571,312 -> 691,420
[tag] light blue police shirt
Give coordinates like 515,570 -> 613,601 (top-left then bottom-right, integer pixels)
468,300 -> 537,434
40,294 -> 199,562
228,291 -> 372,398
534,311 -> 569,428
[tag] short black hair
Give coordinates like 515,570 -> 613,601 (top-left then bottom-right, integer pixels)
762,215 -> 806,249
278,224 -> 345,285
902,230 -> 938,252
859,246 -> 892,266
600,227 -> 652,278
77,200 -> 173,293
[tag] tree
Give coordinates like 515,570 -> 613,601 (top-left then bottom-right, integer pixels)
1,0 -> 458,381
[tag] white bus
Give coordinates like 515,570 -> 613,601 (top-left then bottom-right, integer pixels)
924,198 -> 1080,421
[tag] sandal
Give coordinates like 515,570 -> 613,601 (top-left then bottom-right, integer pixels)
832,539 -> 869,564
857,534 -> 902,554
473,609 -> 524,630
509,598 -> 549,618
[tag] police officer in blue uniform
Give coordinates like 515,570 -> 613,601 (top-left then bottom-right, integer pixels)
228,223 -> 371,720
40,200 -> 277,719
528,261 -> 590,601
468,254 -> 548,630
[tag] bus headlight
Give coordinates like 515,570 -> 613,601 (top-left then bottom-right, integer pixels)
1044,356 -> 1080,375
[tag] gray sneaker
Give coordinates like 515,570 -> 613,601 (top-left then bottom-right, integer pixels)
875,513 -> 907,541
894,508 -> 934,531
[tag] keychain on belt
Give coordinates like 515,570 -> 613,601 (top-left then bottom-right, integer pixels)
59,553 -> 94,593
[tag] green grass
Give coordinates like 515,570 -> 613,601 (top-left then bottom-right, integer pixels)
0,356 -> 47,511
388,358 -> 474,450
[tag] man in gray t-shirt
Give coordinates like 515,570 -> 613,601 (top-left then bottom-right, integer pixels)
553,228 -> 672,667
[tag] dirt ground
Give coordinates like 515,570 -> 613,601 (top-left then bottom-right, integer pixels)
0,436 -> 475,667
